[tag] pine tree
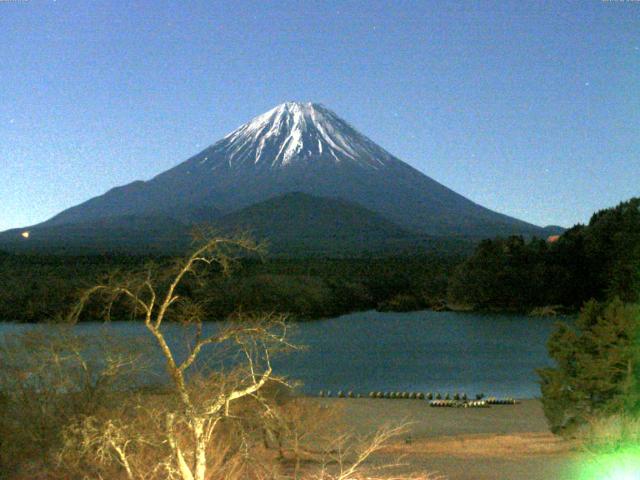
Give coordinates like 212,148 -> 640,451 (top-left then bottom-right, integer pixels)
538,298 -> 640,434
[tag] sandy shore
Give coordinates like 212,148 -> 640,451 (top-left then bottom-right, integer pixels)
304,398 -> 581,480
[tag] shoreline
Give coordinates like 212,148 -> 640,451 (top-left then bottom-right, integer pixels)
302,397 -> 580,480
0,303 -> 578,324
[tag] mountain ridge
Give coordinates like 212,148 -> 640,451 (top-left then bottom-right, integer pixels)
1,102 -> 558,253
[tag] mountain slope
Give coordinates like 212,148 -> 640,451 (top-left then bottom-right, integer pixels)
0,214 -> 192,254
0,193 -> 472,256
217,192 -> 410,240
1,102 -> 554,254
214,192 -> 444,255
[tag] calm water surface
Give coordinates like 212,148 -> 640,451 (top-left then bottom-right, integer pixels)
0,310 -> 566,398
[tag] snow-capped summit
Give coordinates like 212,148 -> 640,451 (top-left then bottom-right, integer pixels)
201,102 -> 391,169
18,102 -> 549,240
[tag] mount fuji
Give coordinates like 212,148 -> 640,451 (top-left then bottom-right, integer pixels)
1,102 -> 559,254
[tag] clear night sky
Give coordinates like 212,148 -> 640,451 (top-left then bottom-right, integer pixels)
1,0 -> 638,232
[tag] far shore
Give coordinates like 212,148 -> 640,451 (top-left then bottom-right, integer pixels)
0,303 -> 578,324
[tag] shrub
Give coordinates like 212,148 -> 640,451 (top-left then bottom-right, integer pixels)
577,414 -> 640,452
538,299 -> 640,434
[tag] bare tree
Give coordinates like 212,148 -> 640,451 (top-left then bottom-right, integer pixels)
67,236 -> 296,480
0,327 -> 150,478
52,235 -> 432,480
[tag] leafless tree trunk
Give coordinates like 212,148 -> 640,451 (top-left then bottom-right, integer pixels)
68,236 -> 294,480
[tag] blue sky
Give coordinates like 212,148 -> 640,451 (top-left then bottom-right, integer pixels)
1,0 -> 638,231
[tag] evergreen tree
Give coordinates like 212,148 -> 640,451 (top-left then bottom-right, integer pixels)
538,298 -> 640,434
448,197 -> 640,310
447,236 -> 548,310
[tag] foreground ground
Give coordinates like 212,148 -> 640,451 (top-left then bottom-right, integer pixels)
306,398 -> 581,480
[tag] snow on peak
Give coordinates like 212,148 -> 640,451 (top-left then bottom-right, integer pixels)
206,102 -> 392,169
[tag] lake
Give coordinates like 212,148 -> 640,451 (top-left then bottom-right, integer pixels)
0,310 -> 566,399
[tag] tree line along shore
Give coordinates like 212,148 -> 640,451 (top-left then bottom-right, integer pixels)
1,197 -> 638,324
